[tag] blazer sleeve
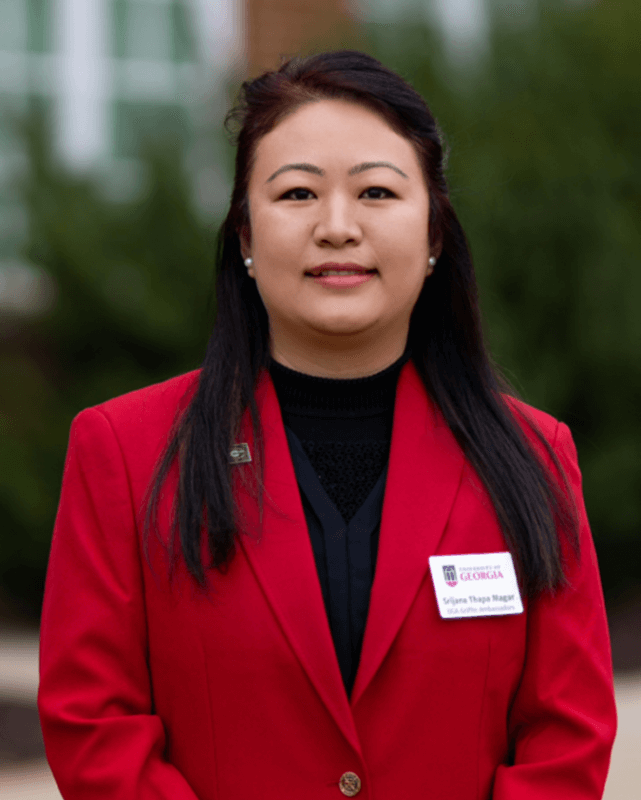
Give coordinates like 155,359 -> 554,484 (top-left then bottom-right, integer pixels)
38,407 -> 201,800
492,421 -> 617,799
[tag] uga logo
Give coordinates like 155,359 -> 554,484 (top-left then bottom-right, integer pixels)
443,565 -> 457,587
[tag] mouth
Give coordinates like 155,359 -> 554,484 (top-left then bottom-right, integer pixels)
305,262 -> 377,278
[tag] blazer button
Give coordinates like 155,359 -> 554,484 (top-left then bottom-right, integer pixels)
339,772 -> 362,797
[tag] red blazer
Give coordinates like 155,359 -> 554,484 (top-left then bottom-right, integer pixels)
38,363 -> 616,800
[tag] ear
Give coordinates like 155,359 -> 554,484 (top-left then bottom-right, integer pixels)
239,225 -> 251,261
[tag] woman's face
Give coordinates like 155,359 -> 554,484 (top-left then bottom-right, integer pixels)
242,98 -> 434,373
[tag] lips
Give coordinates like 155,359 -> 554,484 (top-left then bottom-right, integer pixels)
304,262 -> 377,289
305,262 -> 376,277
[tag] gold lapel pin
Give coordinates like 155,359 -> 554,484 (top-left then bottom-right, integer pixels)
229,443 -> 252,464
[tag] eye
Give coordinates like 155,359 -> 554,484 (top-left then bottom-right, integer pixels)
279,187 -> 315,201
361,186 -> 396,200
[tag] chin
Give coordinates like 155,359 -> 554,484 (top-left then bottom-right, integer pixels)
308,315 -> 377,338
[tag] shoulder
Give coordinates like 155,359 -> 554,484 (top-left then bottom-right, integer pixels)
503,394 -> 562,445
93,369 -> 200,427
503,394 -> 580,480
69,370 -> 201,466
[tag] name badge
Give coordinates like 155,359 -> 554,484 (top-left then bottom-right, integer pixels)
429,552 -> 524,619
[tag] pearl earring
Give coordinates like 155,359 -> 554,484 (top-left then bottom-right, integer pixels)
429,256 -> 437,267
244,257 -> 253,269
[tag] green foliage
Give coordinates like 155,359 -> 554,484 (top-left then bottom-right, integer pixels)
1,0 -> 639,616
0,114 -> 219,616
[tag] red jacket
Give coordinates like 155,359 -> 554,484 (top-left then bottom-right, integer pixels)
38,363 -> 616,799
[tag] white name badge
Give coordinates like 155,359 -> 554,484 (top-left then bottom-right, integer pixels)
429,552 -> 524,619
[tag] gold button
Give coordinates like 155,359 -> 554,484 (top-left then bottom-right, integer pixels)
339,772 -> 361,797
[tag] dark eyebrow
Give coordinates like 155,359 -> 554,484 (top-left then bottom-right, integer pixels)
266,163 -> 325,183
348,161 -> 408,179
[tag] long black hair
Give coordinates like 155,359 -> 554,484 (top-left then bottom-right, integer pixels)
147,50 -> 577,596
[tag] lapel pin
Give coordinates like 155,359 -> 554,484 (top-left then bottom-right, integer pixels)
229,443 -> 252,464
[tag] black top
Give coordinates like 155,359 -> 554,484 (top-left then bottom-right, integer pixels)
269,354 -> 407,695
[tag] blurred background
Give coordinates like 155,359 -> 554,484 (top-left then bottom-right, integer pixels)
0,0 -> 639,795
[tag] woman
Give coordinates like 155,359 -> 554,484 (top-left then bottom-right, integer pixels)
38,51 -> 616,799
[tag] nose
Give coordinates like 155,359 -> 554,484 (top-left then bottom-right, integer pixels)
313,194 -> 362,248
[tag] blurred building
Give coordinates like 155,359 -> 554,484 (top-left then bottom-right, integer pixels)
0,0 -> 239,314
246,0 -> 356,76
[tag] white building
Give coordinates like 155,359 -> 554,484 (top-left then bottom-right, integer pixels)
0,0 -> 239,312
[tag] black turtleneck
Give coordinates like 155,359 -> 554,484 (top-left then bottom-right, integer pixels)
269,353 -> 408,695
269,353 -> 408,522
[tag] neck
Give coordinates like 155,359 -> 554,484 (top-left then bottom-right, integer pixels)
270,328 -> 409,379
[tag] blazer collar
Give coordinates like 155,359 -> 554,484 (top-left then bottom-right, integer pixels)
235,361 -> 465,747
350,363 -> 465,705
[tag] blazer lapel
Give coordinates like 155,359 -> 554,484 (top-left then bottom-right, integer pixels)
351,362 -> 466,706
235,373 -> 362,755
